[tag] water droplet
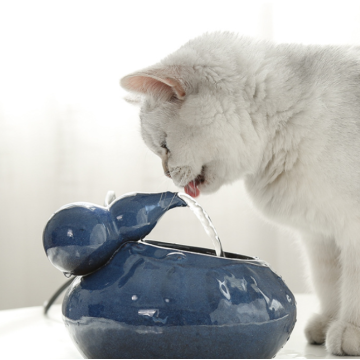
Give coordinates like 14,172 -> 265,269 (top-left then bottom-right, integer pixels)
63,272 -> 72,278
164,298 -> 170,303
286,294 -> 292,302
131,295 -> 138,301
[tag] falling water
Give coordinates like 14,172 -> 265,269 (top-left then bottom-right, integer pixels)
177,193 -> 224,257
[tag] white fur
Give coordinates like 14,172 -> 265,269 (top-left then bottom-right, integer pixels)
121,32 -> 360,355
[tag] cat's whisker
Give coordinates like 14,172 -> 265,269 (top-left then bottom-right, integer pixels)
159,191 -> 164,205
156,177 -> 172,192
165,191 -> 178,212
178,172 -> 188,188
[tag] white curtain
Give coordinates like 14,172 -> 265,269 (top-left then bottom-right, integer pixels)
1,0 -> 360,309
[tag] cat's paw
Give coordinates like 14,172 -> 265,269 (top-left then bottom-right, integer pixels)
326,320 -> 360,356
305,313 -> 332,345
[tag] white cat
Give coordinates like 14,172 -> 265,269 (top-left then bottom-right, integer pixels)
121,32 -> 360,356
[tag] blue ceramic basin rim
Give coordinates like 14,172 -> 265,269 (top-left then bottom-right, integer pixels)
142,239 -> 269,267
67,238 -> 269,279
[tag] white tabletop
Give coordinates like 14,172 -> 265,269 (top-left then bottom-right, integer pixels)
0,294 -> 357,359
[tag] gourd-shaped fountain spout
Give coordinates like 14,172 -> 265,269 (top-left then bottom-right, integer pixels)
43,192 -> 187,276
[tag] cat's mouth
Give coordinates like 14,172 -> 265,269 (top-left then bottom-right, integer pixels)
184,172 -> 205,198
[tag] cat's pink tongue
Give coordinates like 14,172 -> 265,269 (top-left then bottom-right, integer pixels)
184,182 -> 200,198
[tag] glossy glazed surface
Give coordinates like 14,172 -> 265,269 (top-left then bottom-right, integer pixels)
63,241 -> 296,358
43,192 -> 297,358
43,192 -> 187,275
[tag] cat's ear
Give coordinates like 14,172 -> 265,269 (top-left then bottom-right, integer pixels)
120,67 -> 186,101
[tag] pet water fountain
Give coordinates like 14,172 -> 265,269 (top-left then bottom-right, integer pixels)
43,191 -> 296,358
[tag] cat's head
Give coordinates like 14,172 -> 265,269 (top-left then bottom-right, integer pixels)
120,35 -> 264,197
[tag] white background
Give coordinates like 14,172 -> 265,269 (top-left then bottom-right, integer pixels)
1,0 -> 360,310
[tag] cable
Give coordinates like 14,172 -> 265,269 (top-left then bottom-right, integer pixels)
43,277 -> 74,315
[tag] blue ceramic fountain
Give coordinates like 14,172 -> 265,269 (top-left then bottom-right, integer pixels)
43,191 -> 296,359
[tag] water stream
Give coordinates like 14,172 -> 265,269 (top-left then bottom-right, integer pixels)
177,192 -> 224,257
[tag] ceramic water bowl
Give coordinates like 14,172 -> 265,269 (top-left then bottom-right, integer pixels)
43,191 -> 296,359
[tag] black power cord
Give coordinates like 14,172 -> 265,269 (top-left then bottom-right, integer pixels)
43,277 -> 74,315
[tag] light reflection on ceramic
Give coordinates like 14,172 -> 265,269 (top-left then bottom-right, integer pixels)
43,191 -> 297,359
43,192 -> 187,276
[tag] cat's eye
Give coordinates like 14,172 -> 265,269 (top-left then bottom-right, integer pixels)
169,94 -> 178,102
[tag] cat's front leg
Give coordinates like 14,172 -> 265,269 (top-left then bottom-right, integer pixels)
302,235 -> 341,345
326,228 -> 360,356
